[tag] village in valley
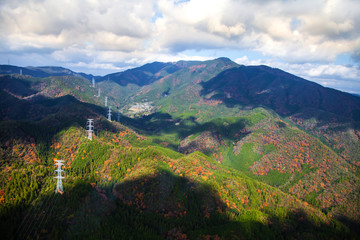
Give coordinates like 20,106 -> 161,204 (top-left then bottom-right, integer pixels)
126,102 -> 155,117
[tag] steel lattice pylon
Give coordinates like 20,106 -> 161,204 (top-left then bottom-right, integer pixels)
54,160 -> 65,194
117,110 -> 121,122
87,119 -> 94,140
107,106 -> 112,121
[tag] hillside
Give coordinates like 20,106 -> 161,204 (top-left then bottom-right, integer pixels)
1,58 -> 360,239
0,106 -> 351,239
0,65 -> 97,81
95,57 -> 238,112
102,62 -> 181,86
0,74 -> 104,120
200,65 -> 360,121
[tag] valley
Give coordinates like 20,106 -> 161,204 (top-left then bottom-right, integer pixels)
0,58 -> 359,239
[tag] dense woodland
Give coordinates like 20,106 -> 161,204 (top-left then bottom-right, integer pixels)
1,59 -> 360,239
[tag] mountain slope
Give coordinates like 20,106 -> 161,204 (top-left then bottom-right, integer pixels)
97,57 -> 239,115
0,74 -> 103,119
0,65 -> 97,81
102,61 -> 183,86
0,108 -> 352,239
1,58 -> 360,238
129,57 -> 239,116
200,65 -> 360,121
99,58 -> 360,230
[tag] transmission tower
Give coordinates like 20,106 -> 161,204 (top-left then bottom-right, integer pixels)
92,77 -> 95,88
87,119 -> 94,140
107,106 -> 112,121
105,96 -> 108,107
54,160 -> 65,194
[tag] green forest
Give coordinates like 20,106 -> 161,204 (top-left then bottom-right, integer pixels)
1,58 -> 360,239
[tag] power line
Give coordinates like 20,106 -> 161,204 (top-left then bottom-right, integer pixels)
15,193 -> 50,238
20,193 -> 56,239
19,160 -> 65,239
15,168 -> 55,238
29,194 -> 59,240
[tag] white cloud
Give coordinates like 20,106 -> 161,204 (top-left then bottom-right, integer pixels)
2,0 -> 359,64
153,0 -> 360,65
0,0 -> 155,51
0,0 -> 360,93
235,56 -> 360,93
235,56 -> 263,66
68,62 -> 126,75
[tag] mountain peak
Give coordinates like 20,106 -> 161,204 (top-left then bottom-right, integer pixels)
214,57 -> 232,62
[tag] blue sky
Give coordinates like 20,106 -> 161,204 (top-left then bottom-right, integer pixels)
0,0 -> 359,93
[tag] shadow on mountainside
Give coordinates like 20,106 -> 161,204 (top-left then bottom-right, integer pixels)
199,67 -> 360,123
3,169 -> 353,239
119,112 -> 252,155
0,90 -> 117,165
0,76 -> 39,97
120,112 -> 248,140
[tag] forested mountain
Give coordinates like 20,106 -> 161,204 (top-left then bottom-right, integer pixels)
0,65 -> 97,81
201,65 -> 360,121
1,58 -> 359,239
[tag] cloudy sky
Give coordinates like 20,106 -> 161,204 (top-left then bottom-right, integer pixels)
1,0 -> 360,93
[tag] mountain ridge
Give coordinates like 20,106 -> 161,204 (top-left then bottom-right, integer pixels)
200,65 -> 360,121
0,64 -> 98,81
1,57 -> 360,238
2,57 -> 358,98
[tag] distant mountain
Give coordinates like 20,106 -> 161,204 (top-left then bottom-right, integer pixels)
113,58 -> 360,123
2,59 -> 360,123
200,65 -> 360,122
0,65 -> 98,81
100,60 -> 213,86
123,57 -> 239,107
101,62 -> 180,86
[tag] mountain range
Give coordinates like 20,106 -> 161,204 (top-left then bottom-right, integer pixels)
0,64 -> 97,81
0,58 -> 359,239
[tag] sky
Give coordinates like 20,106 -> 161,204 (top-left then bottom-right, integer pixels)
0,0 -> 360,93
